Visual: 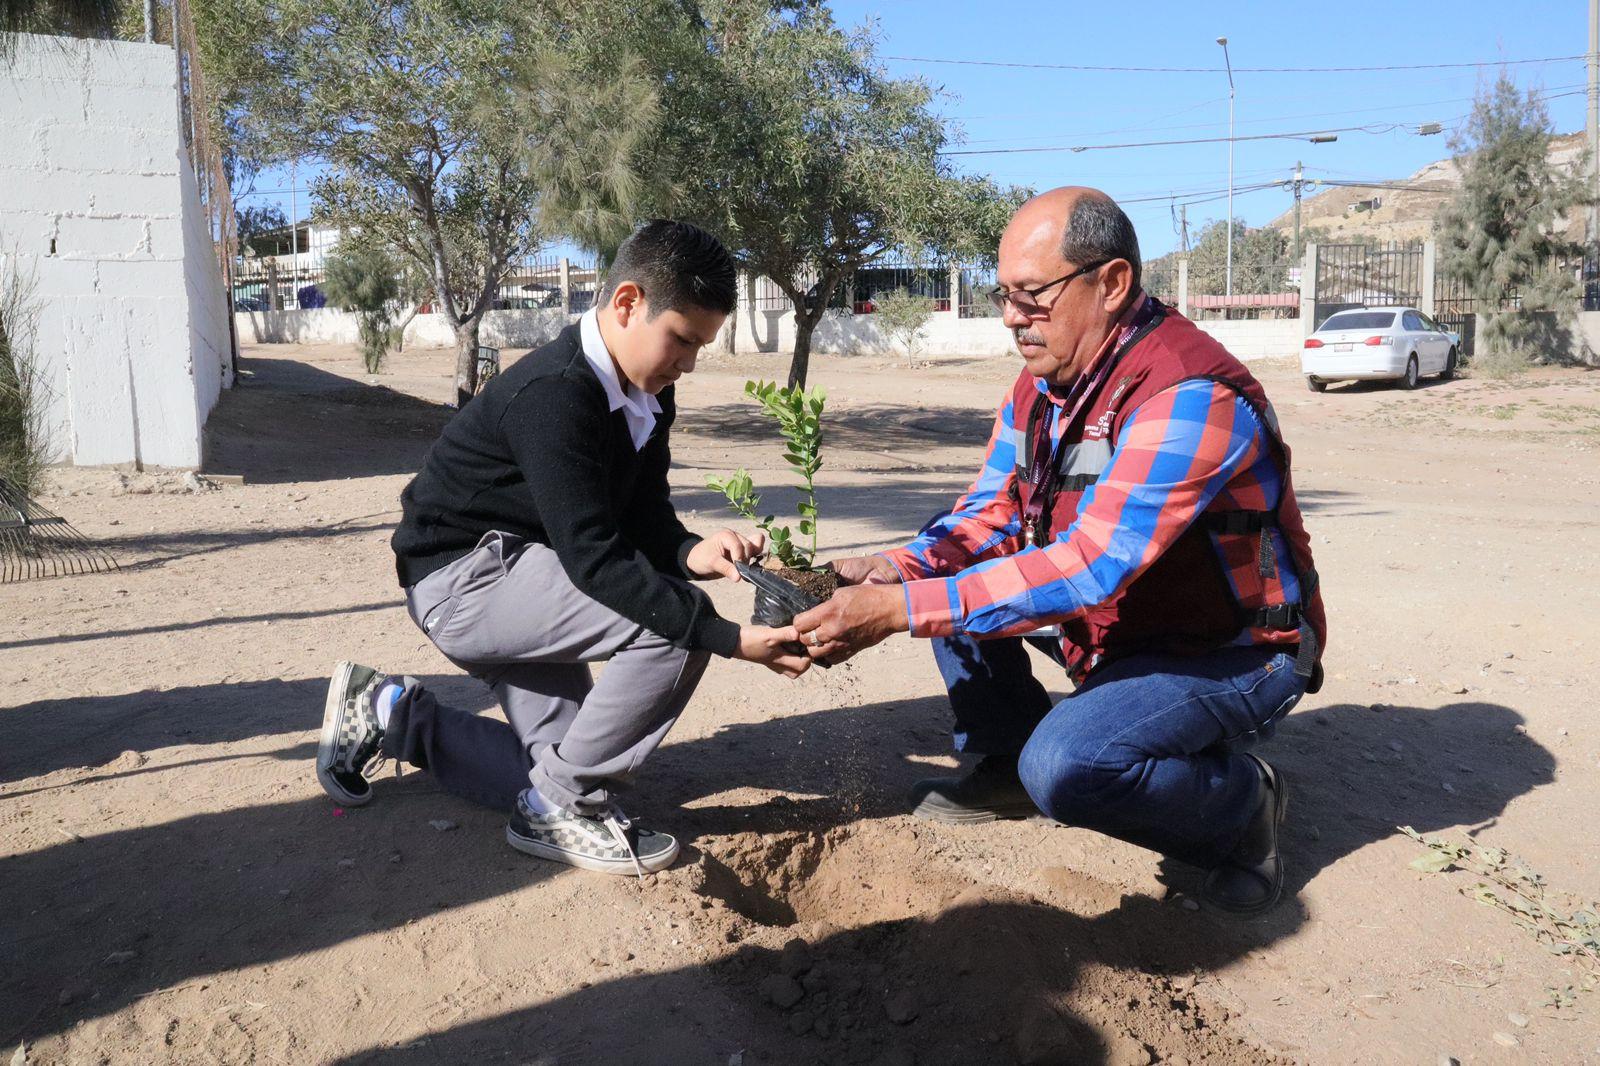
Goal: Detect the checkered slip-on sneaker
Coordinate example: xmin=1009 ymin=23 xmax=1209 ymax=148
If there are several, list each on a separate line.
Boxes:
xmin=316 ymin=661 xmax=390 ymax=807
xmin=506 ymin=791 xmax=679 ymax=878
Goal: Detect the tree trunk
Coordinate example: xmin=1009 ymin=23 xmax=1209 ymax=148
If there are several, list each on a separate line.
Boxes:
xmin=788 ymin=312 xmax=817 ymax=390
xmin=454 ymin=317 xmax=481 ymax=407
xmin=394 ymin=304 xmax=421 ymax=352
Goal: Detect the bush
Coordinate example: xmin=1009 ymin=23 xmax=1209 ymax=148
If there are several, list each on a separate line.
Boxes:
xmin=873 ymin=287 xmax=937 ymax=367
xmin=323 ymin=246 xmax=401 ymax=373
xmin=0 ymin=253 xmax=49 ymax=496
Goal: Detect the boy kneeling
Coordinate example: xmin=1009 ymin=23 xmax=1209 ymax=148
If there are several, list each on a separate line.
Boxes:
xmin=316 ymin=221 xmax=809 ymax=876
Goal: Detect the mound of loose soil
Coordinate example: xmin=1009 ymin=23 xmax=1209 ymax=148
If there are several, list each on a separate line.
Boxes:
xmin=657 ymin=824 xmax=1281 ymax=1066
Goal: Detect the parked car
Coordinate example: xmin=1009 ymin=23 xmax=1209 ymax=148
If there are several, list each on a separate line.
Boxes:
xmin=1301 ymin=306 xmax=1459 ymax=392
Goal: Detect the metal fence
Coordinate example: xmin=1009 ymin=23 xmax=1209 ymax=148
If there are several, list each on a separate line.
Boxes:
xmin=496 ymin=253 xmax=600 ymax=312
xmin=232 ymin=253 xmax=603 ymax=314
xmin=957 ymin=265 xmax=1000 ymax=318
xmin=747 ymin=262 xmax=954 ymax=315
xmin=232 ymin=263 xmax=328 ymax=311
xmin=1312 ymin=242 xmax=1425 ymax=327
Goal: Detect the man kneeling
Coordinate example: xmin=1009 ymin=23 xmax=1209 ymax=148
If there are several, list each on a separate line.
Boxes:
xmin=317 ymin=221 xmax=809 ymax=876
xmin=797 ymin=189 xmax=1327 ymax=916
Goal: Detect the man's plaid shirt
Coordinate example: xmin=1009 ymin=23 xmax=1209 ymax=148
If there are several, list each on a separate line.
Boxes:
xmin=879 ymin=372 xmax=1310 ymax=652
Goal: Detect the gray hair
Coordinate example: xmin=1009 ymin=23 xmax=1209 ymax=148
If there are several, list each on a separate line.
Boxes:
xmin=1059 ymin=196 xmax=1142 ymax=294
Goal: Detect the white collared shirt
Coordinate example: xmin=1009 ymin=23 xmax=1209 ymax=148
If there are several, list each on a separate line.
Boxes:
xmin=579 ymin=308 xmax=661 ymax=451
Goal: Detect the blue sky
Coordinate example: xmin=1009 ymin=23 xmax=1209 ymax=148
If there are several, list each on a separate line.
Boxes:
xmin=850 ymin=0 xmax=1592 ymax=257
xmin=244 ymin=0 xmax=1593 ymax=261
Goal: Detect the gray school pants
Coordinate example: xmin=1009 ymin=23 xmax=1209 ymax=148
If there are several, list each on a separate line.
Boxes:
xmin=380 ymin=532 xmax=712 ymax=813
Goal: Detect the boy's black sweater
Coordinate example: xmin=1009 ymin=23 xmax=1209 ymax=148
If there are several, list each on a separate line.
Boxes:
xmin=392 ymin=325 xmax=741 ymax=657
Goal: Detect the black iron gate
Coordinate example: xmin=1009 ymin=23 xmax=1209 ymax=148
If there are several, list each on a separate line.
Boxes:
xmin=1432 ymin=273 xmax=1478 ymax=357
xmin=1312 ymin=242 xmax=1425 ymax=328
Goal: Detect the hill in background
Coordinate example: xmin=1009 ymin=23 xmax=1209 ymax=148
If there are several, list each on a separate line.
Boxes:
xmin=1265 ymin=131 xmax=1587 ymax=246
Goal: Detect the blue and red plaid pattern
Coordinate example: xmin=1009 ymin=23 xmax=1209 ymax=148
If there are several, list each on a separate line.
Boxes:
xmin=880 ymin=378 xmax=1306 ymax=646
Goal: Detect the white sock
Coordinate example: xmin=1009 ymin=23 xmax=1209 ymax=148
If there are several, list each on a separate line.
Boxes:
xmin=374 ymin=679 xmax=401 ymax=730
xmin=520 ymin=785 xmax=558 ymax=815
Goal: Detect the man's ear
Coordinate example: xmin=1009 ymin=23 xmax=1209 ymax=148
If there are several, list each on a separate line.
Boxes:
xmin=610 ymin=280 xmax=643 ymax=326
xmin=1100 ymin=259 xmax=1135 ymax=312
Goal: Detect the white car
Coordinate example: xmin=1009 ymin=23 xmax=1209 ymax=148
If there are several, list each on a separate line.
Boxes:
xmin=1301 ymin=306 xmax=1459 ymax=392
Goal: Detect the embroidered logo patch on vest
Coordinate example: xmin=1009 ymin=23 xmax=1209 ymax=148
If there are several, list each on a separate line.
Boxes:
xmin=1086 ymin=376 xmax=1134 ymax=440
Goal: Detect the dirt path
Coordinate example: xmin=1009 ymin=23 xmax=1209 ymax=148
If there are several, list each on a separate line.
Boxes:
xmin=3 ymin=340 xmax=1597 ymax=1065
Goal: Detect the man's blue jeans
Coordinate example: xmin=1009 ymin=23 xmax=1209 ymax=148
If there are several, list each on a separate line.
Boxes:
xmin=931 ymin=635 xmax=1307 ymax=868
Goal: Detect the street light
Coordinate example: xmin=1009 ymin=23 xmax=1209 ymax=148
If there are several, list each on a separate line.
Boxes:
xmin=1217 ymin=36 xmax=1235 ymax=298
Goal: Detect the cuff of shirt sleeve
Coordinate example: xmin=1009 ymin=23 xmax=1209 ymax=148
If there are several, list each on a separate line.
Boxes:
xmin=692 ymin=613 xmax=742 ymax=657
xmin=902 ymin=576 xmax=964 ymax=639
xmin=878 ymin=547 xmax=928 ymax=582
xmin=675 ymin=534 xmax=704 ymax=580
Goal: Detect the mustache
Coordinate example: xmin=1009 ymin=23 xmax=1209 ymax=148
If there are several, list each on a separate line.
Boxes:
xmin=1013 ymin=328 xmax=1045 ymax=346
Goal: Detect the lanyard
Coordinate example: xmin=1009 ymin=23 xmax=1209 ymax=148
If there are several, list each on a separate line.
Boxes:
xmin=1021 ymin=296 xmax=1159 ymax=546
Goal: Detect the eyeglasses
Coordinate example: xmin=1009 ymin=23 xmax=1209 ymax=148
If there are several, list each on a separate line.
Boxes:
xmin=985 ymin=260 xmax=1110 ymax=315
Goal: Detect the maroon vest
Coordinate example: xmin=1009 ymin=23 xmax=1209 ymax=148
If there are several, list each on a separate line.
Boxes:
xmin=1011 ymin=301 xmax=1327 ymax=685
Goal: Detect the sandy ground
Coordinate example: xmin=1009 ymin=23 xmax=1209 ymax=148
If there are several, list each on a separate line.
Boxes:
xmin=3 ymin=336 xmax=1599 ymax=1066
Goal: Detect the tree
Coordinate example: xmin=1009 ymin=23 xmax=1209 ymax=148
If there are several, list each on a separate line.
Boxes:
xmin=2 ymin=0 xmax=116 ymax=40
xmin=230 ymin=0 xmax=656 ymax=405
xmin=235 ymin=204 xmax=287 ymax=257
xmin=323 ymin=243 xmax=401 ymax=373
xmin=1435 ymin=73 xmax=1586 ymax=373
xmin=1183 ymin=220 xmax=1290 ymax=297
xmin=872 ymin=287 xmax=935 ymax=367
xmin=652 ymin=0 xmax=1024 ymax=388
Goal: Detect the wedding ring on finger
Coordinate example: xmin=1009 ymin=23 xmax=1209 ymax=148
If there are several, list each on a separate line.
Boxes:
xmin=808 ymin=631 xmax=823 ymax=647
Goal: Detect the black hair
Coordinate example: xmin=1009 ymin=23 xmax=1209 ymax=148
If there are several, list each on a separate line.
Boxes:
xmin=1059 ymin=195 xmax=1142 ymax=294
xmin=600 ymin=219 xmax=738 ymax=317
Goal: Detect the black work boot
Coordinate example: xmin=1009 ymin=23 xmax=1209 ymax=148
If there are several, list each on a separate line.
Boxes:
xmin=1200 ymin=754 xmax=1287 ymax=917
xmin=909 ymin=755 xmax=1038 ymax=824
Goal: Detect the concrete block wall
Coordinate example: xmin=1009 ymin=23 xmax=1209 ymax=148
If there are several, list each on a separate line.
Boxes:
xmin=234 ymin=307 xmax=577 ymax=350
xmin=733 ymin=304 xmax=1296 ymax=362
xmin=1190 ymin=318 xmax=1304 ymax=362
xmin=0 ymin=34 xmax=231 ymax=469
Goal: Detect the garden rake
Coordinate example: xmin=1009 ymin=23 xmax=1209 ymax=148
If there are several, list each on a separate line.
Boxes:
xmin=0 ymin=476 xmax=118 ymax=582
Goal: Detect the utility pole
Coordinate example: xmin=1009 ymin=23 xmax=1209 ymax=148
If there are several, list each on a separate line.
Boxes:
xmin=1587 ymin=0 xmax=1598 ymax=308
xmin=290 ymin=160 xmax=300 ymax=311
xmin=1217 ymin=36 xmax=1236 ymax=298
xmin=1179 ymin=204 xmax=1190 ymax=255
xmin=1291 ymin=160 xmax=1305 ymax=260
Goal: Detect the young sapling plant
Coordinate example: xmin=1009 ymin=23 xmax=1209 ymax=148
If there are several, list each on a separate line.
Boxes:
xmin=707 ymin=380 xmax=838 ymax=614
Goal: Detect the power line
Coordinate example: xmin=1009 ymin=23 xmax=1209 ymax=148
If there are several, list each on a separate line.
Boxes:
xmin=885 ymin=53 xmax=1586 ymax=75
xmin=949 ymin=89 xmax=1589 ymax=158
xmin=945 ymin=122 xmax=1432 ymax=157
xmin=950 ymin=83 xmax=1588 ymax=146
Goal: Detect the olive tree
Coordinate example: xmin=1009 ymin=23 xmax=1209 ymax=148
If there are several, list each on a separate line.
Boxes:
xmin=655 ymin=0 xmax=1023 ymax=388
xmin=228 ymin=0 xmax=656 ymax=404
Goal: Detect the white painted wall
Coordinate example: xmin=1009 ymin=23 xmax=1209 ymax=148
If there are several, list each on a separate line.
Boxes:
xmin=234 ymin=307 xmax=578 ymax=350
xmin=0 ymin=34 xmax=231 ymax=469
xmin=733 ymin=303 xmax=1300 ymax=362
xmin=1190 ymin=318 xmax=1305 ymax=362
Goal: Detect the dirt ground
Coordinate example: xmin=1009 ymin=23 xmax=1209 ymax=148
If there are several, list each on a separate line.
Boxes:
xmin=3 ymin=336 xmax=1599 ymax=1065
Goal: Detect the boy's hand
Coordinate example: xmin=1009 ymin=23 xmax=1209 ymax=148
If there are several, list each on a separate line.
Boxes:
xmin=736 ymin=625 xmax=812 ymax=678
xmin=826 ymin=555 xmax=902 ymax=586
xmin=687 ymin=528 xmax=768 ymax=580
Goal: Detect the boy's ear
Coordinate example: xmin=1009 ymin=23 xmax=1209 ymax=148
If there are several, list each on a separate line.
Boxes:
xmin=610 ymin=280 xmax=643 ymax=326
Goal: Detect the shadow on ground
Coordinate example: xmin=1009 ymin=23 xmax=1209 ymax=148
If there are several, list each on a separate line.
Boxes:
xmin=1 ymin=683 xmax=1553 ymax=1060
xmin=323 ymin=697 xmax=1554 ymax=1065
xmin=204 ymin=357 xmax=453 ymax=485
